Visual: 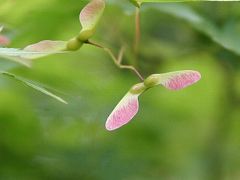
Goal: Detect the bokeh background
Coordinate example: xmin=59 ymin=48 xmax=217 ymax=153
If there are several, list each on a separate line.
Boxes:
xmin=1 ymin=0 xmax=240 ymax=179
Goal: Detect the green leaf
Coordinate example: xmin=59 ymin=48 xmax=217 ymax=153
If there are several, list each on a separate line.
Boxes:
xmin=147 ymin=3 xmax=240 ymax=56
xmin=0 ymin=71 xmax=67 ymax=104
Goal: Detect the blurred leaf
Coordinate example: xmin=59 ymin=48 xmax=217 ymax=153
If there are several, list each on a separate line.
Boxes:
xmin=0 ymin=71 xmax=67 ymax=104
xmin=129 ymin=0 xmax=230 ymax=7
xmin=147 ymin=4 xmax=240 ymax=55
xmin=0 ymin=35 xmax=10 ymax=46
xmin=141 ymin=0 xmax=228 ymax=2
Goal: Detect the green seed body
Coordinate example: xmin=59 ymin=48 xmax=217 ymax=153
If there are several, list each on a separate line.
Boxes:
xmin=130 ymin=83 xmax=146 ymax=94
xmin=144 ymin=74 xmax=160 ymax=88
xmin=66 ymin=38 xmax=83 ymax=51
xmin=78 ymin=29 xmax=95 ymax=42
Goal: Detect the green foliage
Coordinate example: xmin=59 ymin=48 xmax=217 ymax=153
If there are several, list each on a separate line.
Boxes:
xmin=129 ymin=0 xmax=231 ymax=7
xmin=146 ymin=3 xmax=240 ymax=55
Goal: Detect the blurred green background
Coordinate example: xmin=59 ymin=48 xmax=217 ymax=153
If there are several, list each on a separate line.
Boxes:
xmin=1 ymin=0 xmax=240 ymax=179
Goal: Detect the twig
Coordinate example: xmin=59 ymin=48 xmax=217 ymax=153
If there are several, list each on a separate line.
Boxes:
xmin=134 ymin=7 xmax=141 ymax=55
xmin=117 ymin=46 xmax=125 ymax=64
xmin=86 ymin=40 xmax=144 ymax=81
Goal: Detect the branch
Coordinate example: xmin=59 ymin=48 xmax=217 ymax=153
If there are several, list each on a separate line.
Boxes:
xmin=86 ymin=40 xmax=144 ymax=81
xmin=134 ymin=7 xmax=141 ymax=56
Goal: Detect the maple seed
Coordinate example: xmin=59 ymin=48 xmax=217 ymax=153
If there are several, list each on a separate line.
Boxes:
xmin=105 ymin=70 xmax=201 ymax=131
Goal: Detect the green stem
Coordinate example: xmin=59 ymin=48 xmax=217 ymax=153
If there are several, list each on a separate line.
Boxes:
xmin=86 ymin=40 xmax=144 ymax=81
xmin=134 ymin=7 xmax=141 ymax=56
xmin=117 ymin=46 xmax=125 ymax=64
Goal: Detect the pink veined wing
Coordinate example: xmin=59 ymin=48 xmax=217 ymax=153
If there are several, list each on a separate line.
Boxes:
xmin=106 ymin=92 xmax=139 ymax=131
xmin=22 ymin=40 xmax=67 ymax=59
xmin=24 ymin=40 xmax=66 ymax=52
xmin=79 ymin=0 xmax=105 ymax=31
xmin=158 ymin=70 xmax=201 ymax=90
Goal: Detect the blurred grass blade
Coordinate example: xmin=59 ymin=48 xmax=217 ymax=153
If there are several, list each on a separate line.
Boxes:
xmin=148 ymin=4 xmax=240 ymax=55
xmin=0 ymin=71 xmax=67 ymax=104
